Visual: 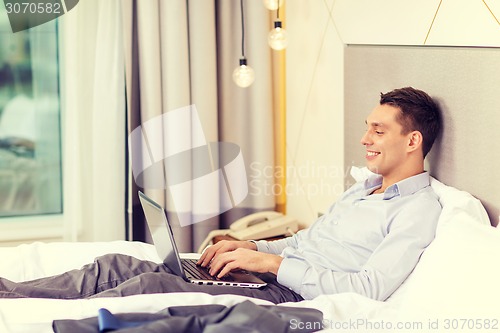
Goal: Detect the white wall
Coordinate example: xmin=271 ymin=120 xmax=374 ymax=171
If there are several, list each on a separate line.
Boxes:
xmin=286 ymin=0 xmax=344 ymax=225
xmin=286 ymin=0 xmax=500 ymax=226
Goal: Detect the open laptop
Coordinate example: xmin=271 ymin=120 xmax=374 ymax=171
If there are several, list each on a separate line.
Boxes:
xmin=138 ymin=191 xmax=267 ymax=288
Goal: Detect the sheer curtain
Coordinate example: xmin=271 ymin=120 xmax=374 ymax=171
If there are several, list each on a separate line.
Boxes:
xmin=59 ymin=0 xmax=126 ymax=241
xmin=123 ymin=0 xmax=277 ymax=252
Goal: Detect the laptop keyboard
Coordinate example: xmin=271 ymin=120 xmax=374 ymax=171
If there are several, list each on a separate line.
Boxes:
xmin=181 ymin=259 xmax=218 ymax=281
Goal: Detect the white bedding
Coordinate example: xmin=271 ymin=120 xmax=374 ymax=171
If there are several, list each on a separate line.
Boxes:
xmin=0 ymin=240 xmax=395 ymax=333
xmin=0 ymin=177 xmax=499 ymax=332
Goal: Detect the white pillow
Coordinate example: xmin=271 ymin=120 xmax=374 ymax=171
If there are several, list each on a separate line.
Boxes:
xmin=350 ymin=167 xmax=494 ymax=306
xmin=398 ymin=212 xmax=500 ymax=319
xmin=429 ymin=177 xmax=491 ymax=231
xmin=349 ymin=166 xmax=491 ymax=229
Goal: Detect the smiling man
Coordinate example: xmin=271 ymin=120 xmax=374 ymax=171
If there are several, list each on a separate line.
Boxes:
xmin=362 ymin=89 xmax=440 ymax=193
xmin=200 ymin=86 xmax=443 ymax=301
xmin=0 ymin=87 xmax=442 ymax=304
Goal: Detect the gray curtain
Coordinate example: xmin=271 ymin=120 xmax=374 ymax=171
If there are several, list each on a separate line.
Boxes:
xmin=123 ymin=0 xmax=276 ymax=252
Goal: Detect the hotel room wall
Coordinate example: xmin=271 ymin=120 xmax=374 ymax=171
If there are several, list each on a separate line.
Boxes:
xmin=285 ymin=0 xmax=344 ymax=226
xmin=8 ymin=1 xmax=497 ymax=243
xmin=285 ymin=0 xmax=500 ymax=226
xmin=344 ymin=45 xmax=500 ymax=226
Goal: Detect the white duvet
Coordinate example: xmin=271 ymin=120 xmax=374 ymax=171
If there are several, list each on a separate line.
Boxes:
xmin=0 ymin=176 xmax=499 ymax=332
xmin=0 ymin=240 xmax=396 ymax=333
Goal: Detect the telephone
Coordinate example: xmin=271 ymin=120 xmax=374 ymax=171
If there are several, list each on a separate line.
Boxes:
xmin=196 ymin=211 xmax=299 ymax=253
xmin=227 ymin=211 xmax=298 ymax=241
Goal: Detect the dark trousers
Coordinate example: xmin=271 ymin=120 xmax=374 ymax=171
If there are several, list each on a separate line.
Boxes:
xmin=0 ymin=254 xmax=303 ymax=304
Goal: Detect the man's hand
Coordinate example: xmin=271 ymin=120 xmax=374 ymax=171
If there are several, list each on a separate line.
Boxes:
xmin=208 ymin=248 xmax=283 ymax=278
xmin=197 ymin=240 xmax=256 ymax=268
xmin=196 ymin=240 xmax=283 ymax=278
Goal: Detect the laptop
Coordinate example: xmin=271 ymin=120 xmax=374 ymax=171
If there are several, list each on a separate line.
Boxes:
xmin=138 ymin=191 xmax=267 ymax=288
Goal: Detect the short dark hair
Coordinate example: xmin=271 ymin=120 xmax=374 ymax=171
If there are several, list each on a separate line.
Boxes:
xmin=380 ymin=87 xmax=441 ymax=157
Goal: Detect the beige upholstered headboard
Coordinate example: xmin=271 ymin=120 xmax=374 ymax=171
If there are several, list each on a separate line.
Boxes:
xmin=344 ymin=45 xmax=500 ymax=226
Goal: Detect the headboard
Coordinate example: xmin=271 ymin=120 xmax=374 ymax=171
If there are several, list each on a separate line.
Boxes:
xmin=344 ymin=45 xmax=500 ymax=226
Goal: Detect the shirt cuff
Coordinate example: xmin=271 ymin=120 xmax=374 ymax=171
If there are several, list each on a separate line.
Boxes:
xmin=276 ymin=257 xmax=309 ymax=293
xmin=251 ymin=240 xmax=269 ymax=253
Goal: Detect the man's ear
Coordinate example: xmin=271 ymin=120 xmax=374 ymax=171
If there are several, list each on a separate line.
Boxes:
xmin=407 ymin=131 xmax=423 ymax=152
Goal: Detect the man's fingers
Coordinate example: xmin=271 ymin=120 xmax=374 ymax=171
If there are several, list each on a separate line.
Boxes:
xmin=197 ymin=241 xmax=251 ymax=268
xmin=208 ymin=251 xmax=237 ymax=276
xmin=217 ymin=261 xmax=238 ymax=278
xmin=197 ymin=250 xmax=208 ymax=265
xmin=197 ymin=248 xmax=211 ymax=266
xmin=209 ymin=249 xmax=251 ymax=277
xmin=197 ymin=242 xmax=225 ymax=266
xmin=211 ymin=256 xmax=239 ymax=278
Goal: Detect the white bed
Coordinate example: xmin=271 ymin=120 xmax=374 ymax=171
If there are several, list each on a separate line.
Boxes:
xmin=1 ymin=175 xmax=499 ymax=333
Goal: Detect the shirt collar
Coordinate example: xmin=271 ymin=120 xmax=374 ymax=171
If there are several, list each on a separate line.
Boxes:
xmin=363 ymin=172 xmax=431 ymax=200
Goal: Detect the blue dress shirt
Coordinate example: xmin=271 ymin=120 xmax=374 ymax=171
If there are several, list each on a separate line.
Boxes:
xmin=254 ymin=172 xmax=441 ymax=301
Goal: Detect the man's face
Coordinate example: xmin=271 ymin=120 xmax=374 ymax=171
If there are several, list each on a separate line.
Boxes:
xmin=360 ymin=104 xmax=410 ymax=178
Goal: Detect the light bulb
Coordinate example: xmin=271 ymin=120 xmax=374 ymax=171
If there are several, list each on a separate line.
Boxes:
xmin=232 ymin=59 xmax=255 ymax=88
xmin=263 ymin=0 xmax=284 ymax=10
xmin=268 ymin=21 xmax=288 ymax=50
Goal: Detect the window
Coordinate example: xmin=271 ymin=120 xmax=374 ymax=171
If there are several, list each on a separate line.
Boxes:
xmin=0 ymin=7 xmax=62 ymax=218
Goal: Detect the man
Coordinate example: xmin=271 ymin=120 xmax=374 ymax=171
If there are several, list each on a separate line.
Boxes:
xmin=0 ymin=87 xmax=441 ymax=303
xmin=199 ymin=86 xmax=442 ymax=301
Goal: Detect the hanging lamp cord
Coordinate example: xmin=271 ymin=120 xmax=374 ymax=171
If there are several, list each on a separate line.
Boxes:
xmin=240 ymin=0 xmax=245 ymax=58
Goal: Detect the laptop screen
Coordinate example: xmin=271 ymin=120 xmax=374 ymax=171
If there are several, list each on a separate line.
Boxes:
xmin=138 ymin=191 xmax=184 ymax=278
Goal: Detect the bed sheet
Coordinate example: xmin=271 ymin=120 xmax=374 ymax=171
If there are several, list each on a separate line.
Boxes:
xmin=1 ymin=204 xmax=499 ymax=332
xmin=0 ymin=240 xmax=397 ymax=333
xmin=0 ymin=240 xmax=162 ymax=283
